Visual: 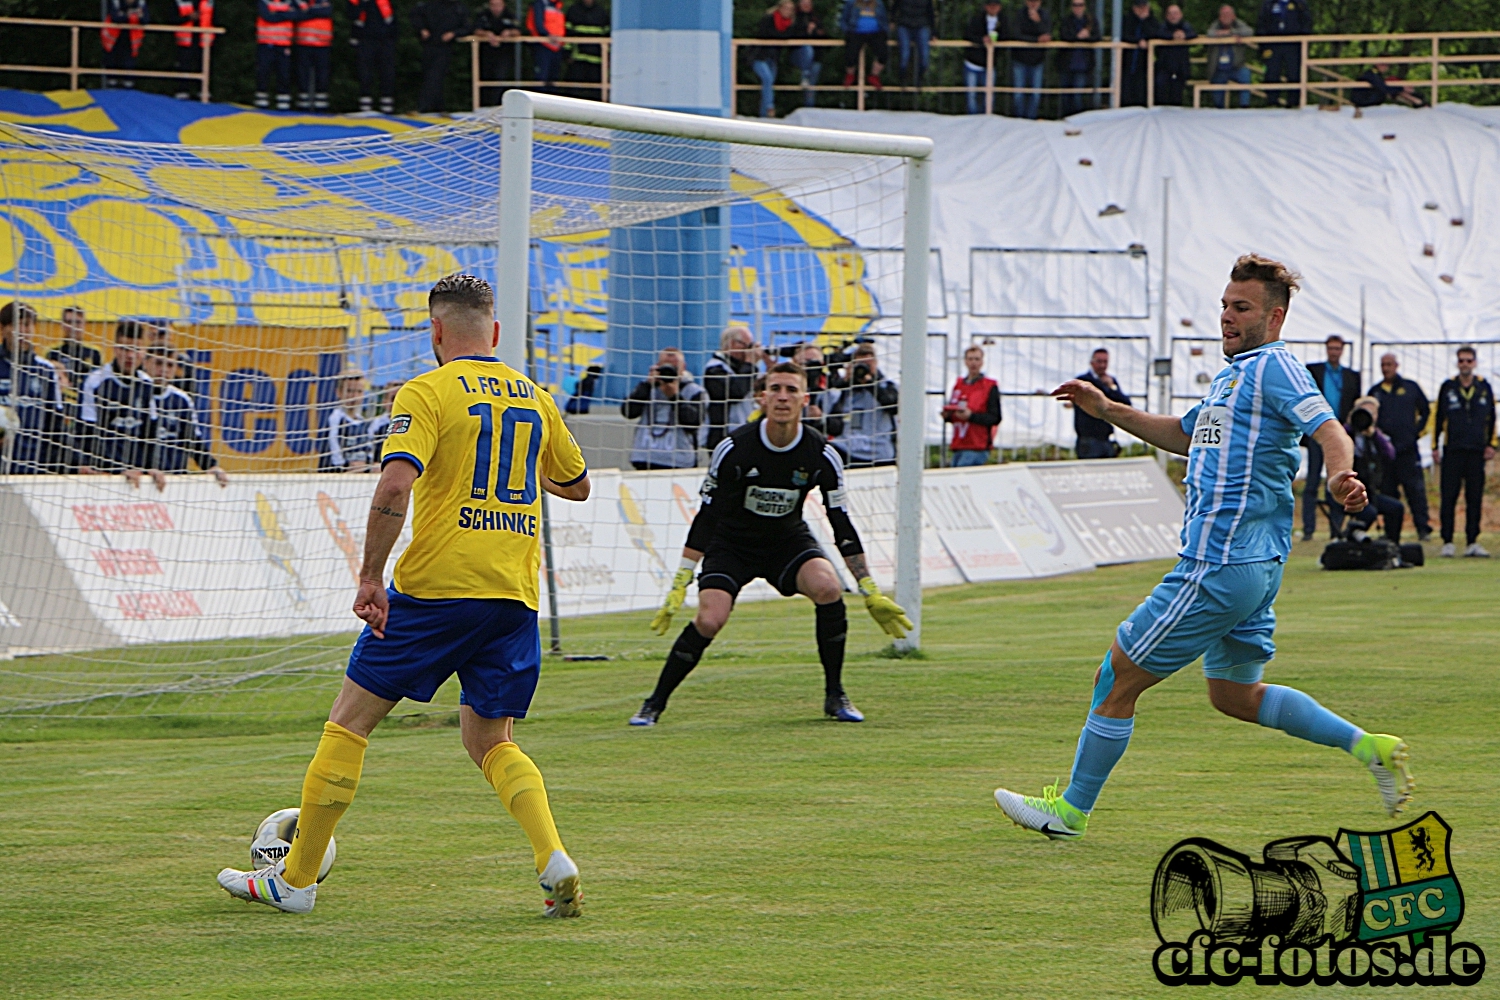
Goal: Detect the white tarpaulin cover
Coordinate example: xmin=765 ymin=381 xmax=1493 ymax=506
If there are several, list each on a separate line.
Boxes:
xmin=789 ymin=103 xmax=1500 ymax=445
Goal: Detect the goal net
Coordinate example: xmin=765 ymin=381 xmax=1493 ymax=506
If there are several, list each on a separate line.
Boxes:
xmin=0 ymin=93 xmax=931 ymax=717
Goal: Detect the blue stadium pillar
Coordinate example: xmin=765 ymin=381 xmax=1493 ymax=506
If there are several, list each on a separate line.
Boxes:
xmin=603 ymin=0 xmax=734 ymax=401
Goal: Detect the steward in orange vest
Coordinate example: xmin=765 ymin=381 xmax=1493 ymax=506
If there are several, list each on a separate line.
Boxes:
xmin=173 ymin=0 xmax=214 ymax=99
xmin=527 ymin=0 xmax=566 ymax=89
xmin=294 ymin=0 xmax=335 ymax=111
xmin=349 ymin=0 xmax=398 ymax=113
xmin=102 ymin=0 xmax=148 ymax=89
xmin=256 ymin=0 xmax=296 ymax=109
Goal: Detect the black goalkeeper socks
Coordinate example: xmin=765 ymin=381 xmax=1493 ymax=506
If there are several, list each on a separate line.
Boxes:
xmin=649 ymin=622 xmax=714 ymax=706
xmin=815 ymin=600 xmax=848 ymax=698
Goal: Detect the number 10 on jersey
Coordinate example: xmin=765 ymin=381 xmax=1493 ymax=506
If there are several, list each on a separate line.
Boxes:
xmin=468 ymin=403 xmax=542 ymax=505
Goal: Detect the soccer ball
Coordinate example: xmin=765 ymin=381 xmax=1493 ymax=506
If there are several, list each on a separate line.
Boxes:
xmin=249 ymin=807 xmax=337 ymax=883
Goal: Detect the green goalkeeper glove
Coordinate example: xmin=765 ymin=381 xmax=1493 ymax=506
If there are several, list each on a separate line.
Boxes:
xmin=651 ymin=563 xmax=696 ymax=635
xmin=858 ymin=576 xmax=913 ymax=639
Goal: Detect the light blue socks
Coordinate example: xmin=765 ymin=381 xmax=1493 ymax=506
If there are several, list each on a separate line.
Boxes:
xmin=1257 ymin=683 xmax=1361 ymax=751
xmin=1062 ymin=712 xmax=1135 ymax=814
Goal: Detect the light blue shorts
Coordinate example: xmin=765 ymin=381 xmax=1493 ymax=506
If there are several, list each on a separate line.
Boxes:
xmin=1115 ymin=558 xmax=1282 ymax=682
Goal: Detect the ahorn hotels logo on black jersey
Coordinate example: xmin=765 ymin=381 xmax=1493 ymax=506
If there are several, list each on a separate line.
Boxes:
xmin=1150 ymin=812 xmax=1485 ymax=986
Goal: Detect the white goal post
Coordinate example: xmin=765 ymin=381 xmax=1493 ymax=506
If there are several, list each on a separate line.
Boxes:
xmin=496 ymin=91 xmax=935 ymax=649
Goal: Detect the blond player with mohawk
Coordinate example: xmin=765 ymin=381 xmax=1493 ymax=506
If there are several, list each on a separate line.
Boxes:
xmin=217 ymin=274 xmax=591 ymax=916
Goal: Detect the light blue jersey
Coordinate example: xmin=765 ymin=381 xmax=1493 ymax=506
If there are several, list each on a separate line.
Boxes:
xmin=1178 ymin=340 xmax=1335 ymax=565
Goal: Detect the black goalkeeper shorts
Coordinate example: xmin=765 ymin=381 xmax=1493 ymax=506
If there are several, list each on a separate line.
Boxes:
xmin=698 ymin=526 xmax=828 ymax=599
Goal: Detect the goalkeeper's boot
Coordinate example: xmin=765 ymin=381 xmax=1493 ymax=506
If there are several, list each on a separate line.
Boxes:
xmin=539 ymin=849 xmax=583 ymax=918
xmin=1352 ymin=733 xmax=1415 ymax=817
xmin=824 ymin=693 xmax=865 ymax=722
xmin=628 ymin=699 xmax=662 ymax=727
xmin=993 ymin=782 xmax=1088 ymax=841
xmin=217 ymin=861 xmax=316 ymax=914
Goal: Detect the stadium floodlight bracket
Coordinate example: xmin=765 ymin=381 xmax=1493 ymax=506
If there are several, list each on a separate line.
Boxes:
xmin=497 ymin=90 xmax=934 ymax=648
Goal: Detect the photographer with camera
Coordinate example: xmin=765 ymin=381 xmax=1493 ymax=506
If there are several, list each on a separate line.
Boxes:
xmin=1339 ymin=396 xmax=1405 ymax=543
xmin=791 ymin=342 xmax=843 ymax=439
xmin=623 ymin=348 xmax=705 ymax=470
xmin=829 ymin=341 xmax=899 ymax=467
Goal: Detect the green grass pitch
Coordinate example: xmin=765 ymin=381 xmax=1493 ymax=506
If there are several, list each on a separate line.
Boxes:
xmin=2 ymin=551 xmax=1496 ymax=999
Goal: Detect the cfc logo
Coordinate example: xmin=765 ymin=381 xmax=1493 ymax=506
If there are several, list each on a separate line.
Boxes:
xmin=1150 ymin=812 xmax=1485 ymax=987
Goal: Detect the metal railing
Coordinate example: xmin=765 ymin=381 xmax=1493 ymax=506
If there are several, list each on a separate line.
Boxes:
xmin=464 ymin=35 xmax=610 ymax=109
xmin=1142 ymin=31 xmax=1500 ymax=108
xmin=730 ymin=37 xmax=1124 ymax=113
xmin=0 ymin=17 xmax=223 ymax=102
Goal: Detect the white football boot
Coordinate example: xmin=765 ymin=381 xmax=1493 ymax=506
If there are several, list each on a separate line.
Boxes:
xmin=217 ymin=861 xmax=316 ymax=914
xmin=538 ymin=849 xmax=583 ymax=918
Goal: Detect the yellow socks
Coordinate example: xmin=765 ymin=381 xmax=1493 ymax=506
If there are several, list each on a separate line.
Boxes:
xmin=283 ymin=721 xmax=368 ymax=889
xmin=481 ymin=741 xmax=564 ymax=872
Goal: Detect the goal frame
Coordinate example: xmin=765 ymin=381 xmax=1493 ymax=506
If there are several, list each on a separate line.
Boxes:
xmin=497 ymin=90 xmax=934 ymax=649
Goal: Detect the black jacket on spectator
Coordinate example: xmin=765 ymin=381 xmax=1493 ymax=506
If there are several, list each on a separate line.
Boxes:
xmin=1010 ymin=5 xmax=1053 ymax=66
xmin=963 ymin=8 xmax=1006 ymax=68
xmin=80 ymin=361 xmax=155 ymax=472
xmin=474 ymin=5 xmax=521 ymax=81
xmin=751 ymin=9 xmax=801 ymax=64
xmin=150 ymin=383 xmax=216 ymax=473
xmin=1434 ymin=377 xmax=1496 ymax=452
xmin=1350 ymin=69 xmax=1412 ymax=108
xmin=1155 ymin=16 xmax=1198 ymax=78
xmin=0 ymin=344 xmax=67 ymax=473
xmin=349 ymin=0 xmax=399 ymax=40
xmin=890 ymin=0 xmax=935 ymax=28
xmin=702 ymin=352 xmax=757 ymax=448
xmin=1305 ymin=361 xmax=1361 ymax=421
xmin=1370 ymin=376 xmax=1429 ymax=454
xmin=1256 ymin=0 xmax=1312 ymax=37
xmin=1122 ymin=9 xmax=1161 ymax=76
xmin=1075 ymin=370 xmax=1131 ymax=440
xmin=46 ymin=340 xmax=101 ymax=392
xmin=1058 ymin=11 xmax=1098 ymax=72
xmin=411 ymin=0 xmax=470 ymax=43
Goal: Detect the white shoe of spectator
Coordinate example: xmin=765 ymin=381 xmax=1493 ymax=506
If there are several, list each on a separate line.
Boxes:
xmin=1464 ymin=542 xmax=1490 ymax=558
xmin=1440 ymin=543 xmax=1456 ymax=557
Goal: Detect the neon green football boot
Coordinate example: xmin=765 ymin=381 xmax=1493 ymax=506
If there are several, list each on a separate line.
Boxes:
xmin=993 ymin=781 xmax=1089 ymax=840
xmin=1351 ymin=733 xmax=1414 ymax=817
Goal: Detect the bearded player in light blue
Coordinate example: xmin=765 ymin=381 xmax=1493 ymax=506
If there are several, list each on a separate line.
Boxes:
xmin=994 ymin=254 xmax=1415 ymax=840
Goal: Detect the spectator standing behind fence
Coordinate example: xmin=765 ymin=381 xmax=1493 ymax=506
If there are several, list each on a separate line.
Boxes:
xmin=1120 ymin=0 xmax=1160 ymax=107
xmin=831 ymin=342 xmax=898 ymax=467
xmin=1256 ymin=0 xmax=1312 ymax=108
xmin=1205 ymin=4 xmax=1253 ymax=107
xmin=474 ymin=0 xmax=522 ymax=105
xmin=173 ymin=0 xmax=214 ymax=100
xmin=793 ymin=343 xmax=843 ymax=438
xmin=891 ymin=0 xmax=935 ymax=91
xmin=350 ymin=0 xmax=399 ymax=113
xmin=963 ymin=0 xmax=1004 ymax=114
xmin=143 ymin=347 xmax=227 ymax=486
xmin=294 ymin=0 xmax=335 ymax=112
xmin=1154 ymin=5 xmax=1196 ymax=106
xmin=1434 ymin=346 xmax=1495 ymax=558
xmin=528 ymin=0 xmax=567 ymax=90
xmin=703 ymin=325 xmax=763 ymax=449
xmin=1302 ymin=334 xmax=1360 ymax=540
xmin=840 ymin=0 xmax=888 ymax=91
xmin=46 ymin=306 xmax=99 ymax=471
xmin=791 ymin=0 xmax=826 ymax=107
xmin=624 ymin=358 xmax=704 ymax=470
xmin=1074 ymin=347 xmax=1130 ymax=457
xmin=322 ymin=373 xmax=375 ymax=471
xmin=565 ymin=0 xmax=609 ymax=99
xmin=255 ymin=0 xmax=296 ymax=110
xmin=943 ymin=345 xmax=1001 ymax=466
xmin=78 ymin=321 xmax=157 ymax=485
xmin=1010 ymin=0 xmax=1053 ymax=120
xmin=1058 ymin=0 xmax=1098 ymax=115
xmin=752 ymin=1 xmax=801 ymax=118
xmin=0 ymin=303 xmax=68 ymax=476
xmin=412 ymin=0 xmax=471 ymax=112
xmin=1370 ymin=354 xmax=1431 ymax=540
xmin=102 ymin=0 xmax=148 ymax=90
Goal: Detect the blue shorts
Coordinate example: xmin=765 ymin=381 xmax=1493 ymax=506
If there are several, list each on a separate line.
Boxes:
xmin=1115 ymin=558 xmax=1282 ymax=682
xmin=346 ymin=588 xmax=541 ymax=719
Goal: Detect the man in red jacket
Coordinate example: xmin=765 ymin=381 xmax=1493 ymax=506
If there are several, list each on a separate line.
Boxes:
xmin=942 ymin=344 xmax=1001 ymax=466
xmin=173 ymin=0 xmax=214 ymax=100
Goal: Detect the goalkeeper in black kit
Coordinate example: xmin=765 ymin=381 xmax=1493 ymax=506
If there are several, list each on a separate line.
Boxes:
xmin=630 ymin=361 xmax=912 ymax=727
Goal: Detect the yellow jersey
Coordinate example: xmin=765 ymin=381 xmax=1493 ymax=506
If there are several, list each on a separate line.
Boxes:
xmin=380 ymin=356 xmax=586 ymax=607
